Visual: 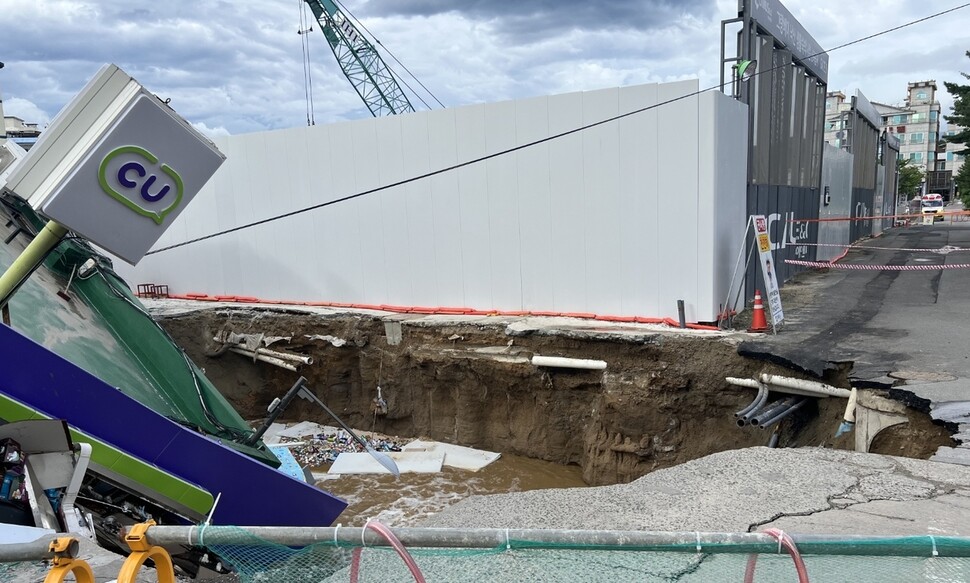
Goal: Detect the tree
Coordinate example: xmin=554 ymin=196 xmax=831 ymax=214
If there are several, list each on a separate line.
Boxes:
xmin=954 ymin=158 xmax=970 ymax=206
xmin=897 ymin=158 xmax=924 ymax=197
xmin=944 ymin=50 xmax=970 ymax=203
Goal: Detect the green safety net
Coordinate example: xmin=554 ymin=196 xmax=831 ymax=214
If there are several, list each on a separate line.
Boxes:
xmin=201 ymin=527 xmax=970 ymax=582
xmin=0 ymin=199 xmax=277 ymax=466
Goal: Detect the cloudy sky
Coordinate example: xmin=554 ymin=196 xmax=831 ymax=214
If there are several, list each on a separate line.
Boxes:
xmin=2 ymin=0 xmax=968 ymax=137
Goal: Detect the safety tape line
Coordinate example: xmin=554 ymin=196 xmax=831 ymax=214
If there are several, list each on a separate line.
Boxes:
xmin=783 ymin=211 xmax=970 ymax=223
xmin=798 ymin=243 xmax=968 ymax=253
xmin=785 ymin=259 xmax=970 ymax=270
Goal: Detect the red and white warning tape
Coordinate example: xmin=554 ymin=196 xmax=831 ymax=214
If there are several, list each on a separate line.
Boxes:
xmin=785 ymin=259 xmax=970 ymax=270
xmin=798 ymin=243 xmax=968 ymax=253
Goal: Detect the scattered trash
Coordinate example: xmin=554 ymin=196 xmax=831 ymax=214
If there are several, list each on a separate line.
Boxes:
xmin=305 ymin=334 xmax=347 ymax=347
xmin=279 ymin=430 xmax=406 ymax=467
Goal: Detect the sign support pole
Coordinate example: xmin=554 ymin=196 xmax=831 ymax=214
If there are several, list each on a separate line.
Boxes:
xmin=0 ymin=219 xmax=68 ymax=310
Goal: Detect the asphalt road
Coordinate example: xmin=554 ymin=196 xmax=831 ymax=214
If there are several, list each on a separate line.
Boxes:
xmin=740 ymin=204 xmax=970 ymax=460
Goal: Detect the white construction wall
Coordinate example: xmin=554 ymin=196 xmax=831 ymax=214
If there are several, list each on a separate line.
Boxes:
xmin=118 ymin=81 xmax=749 ymax=322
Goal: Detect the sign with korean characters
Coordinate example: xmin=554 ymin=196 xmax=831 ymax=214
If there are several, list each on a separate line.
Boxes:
xmin=752 ymin=215 xmax=784 ymax=328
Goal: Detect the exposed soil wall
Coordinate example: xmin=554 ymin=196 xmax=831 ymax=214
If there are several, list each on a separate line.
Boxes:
xmin=159 ymin=308 xmax=954 ymax=486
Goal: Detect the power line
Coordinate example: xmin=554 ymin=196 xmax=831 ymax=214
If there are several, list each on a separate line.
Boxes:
xmin=146 ymin=3 xmax=969 ymax=256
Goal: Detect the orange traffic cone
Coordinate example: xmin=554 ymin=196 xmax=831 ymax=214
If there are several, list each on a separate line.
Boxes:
xmin=747 ymin=290 xmax=770 ymax=333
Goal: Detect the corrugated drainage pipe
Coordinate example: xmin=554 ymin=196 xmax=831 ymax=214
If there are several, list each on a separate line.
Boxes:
xmin=748 ymin=397 xmax=798 ymax=427
xmin=758 ymin=398 xmax=807 ymax=429
xmin=735 ymin=383 xmax=769 ymax=421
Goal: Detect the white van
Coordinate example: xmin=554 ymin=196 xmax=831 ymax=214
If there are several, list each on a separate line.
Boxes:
xmin=921 ymin=194 xmax=944 ymax=222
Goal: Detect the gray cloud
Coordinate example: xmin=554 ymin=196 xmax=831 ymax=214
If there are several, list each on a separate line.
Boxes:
xmin=0 ymin=0 xmax=967 ymax=136
xmin=357 ymin=0 xmax=716 ymax=42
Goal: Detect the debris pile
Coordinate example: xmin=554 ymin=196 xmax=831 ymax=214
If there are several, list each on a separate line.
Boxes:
xmin=278 ymin=430 xmax=406 ymax=467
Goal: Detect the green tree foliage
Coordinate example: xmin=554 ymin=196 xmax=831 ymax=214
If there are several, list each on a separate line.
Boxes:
xmin=954 ymin=157 xmax=970 ymax=206
xmin=944 ymin=50 xmax=970 ymax=203
xmin=897 ymin=159 xmax=924 ymax=197
xmin=943 ymin=51 xmax=970 ymax=154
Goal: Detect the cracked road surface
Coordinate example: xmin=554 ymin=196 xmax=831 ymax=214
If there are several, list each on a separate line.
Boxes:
xmin=425 ymin=448 xmax=970 ymax=536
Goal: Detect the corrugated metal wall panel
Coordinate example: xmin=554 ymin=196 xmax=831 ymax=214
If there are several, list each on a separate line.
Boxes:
xmin=118 ymin=82 xmax=749 ymax=322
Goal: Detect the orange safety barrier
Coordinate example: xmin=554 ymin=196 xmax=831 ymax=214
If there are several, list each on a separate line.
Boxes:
xmin=436 ymin=307 xmax=474 ymax=314
xmin=594 ymin=314 xmax=638 ymax=323
xmin=164 ymin=294 xmax=722 ymax=329
xmin=562 ymin=312 xmax=597 ymax=319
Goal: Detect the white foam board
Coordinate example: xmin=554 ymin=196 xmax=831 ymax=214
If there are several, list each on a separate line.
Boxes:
xmin=401 ymin=440 xmax=501 ymax=471
xmin=275 ymin=421 xmax=339 ymax=439
xmin=328 ymin=452 xmax=445 ymax=475
xmin=259 ymin=422 xmax=288 ymax=445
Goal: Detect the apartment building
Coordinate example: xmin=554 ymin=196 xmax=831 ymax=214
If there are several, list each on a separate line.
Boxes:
xmin=872 ymin=81 xmax=941 ymax=173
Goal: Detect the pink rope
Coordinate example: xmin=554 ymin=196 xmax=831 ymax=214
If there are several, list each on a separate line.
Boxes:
xmin=743 ymin=528 xmax=810 ymax=583
xmin=358 ymin=520 xmax=426 ymax=583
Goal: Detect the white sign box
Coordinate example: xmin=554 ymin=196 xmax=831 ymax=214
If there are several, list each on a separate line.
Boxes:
xmin=2 ymin=64 xmax=224 ymax=264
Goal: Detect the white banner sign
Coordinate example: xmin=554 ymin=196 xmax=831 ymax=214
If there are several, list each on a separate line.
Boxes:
xmin=752 ymin=215 xmax=784 ymax=327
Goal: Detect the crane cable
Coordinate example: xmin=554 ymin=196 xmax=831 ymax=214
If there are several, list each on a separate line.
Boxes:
xmin=333 ymin=0 xmax=444 ymax=110
xmin=298 ymin=0 xmax=316 ymax=125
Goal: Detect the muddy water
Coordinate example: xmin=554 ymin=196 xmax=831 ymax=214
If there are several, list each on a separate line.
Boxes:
xmin=314 ymin=453 xmax=587 ymax=527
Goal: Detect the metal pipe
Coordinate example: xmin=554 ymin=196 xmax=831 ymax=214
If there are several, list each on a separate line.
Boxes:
xmin=142 ymin=525 xmax=970 ymax=557
xmin=759 ymin=374 xmax=851 ymax=398
xmin=0 ymin=535 xmax=66 ymax=562
xmin=0 ymin=220 xmax=68 ymax=309
xmin=758 ymin=398 xmax=807 ymax=429
xmin=734 ymin=383 xmax=768 ymax=419
xmin=245 ymin=377 xmax=309 ymax=446
xmin=748 ymin=397 xmax=797 ymax=427
xmin=216 ymin=338 xmax=313 ymax=365
xmin=531 ymin=355 xmax=607 ymax=370
xmin=229 ymin=347 xmax=298 ymax=371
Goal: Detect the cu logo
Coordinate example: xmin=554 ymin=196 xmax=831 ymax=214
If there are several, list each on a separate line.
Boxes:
xmin=98 ymin=146 xmax=184 ymax=224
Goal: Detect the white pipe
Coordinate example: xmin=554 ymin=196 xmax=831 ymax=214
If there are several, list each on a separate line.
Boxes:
xmin=229 ymin=347 xmax=299 ymax=371
xmin=843 ymin=387 xmax=858 ymax=423
xmin=531 ymin=355 xmax=607 ymax=370
xmin=759 ymin=374 xmax=851 ymax=398
xmin=726 ymin=377 xmax=761 ymax=389
xmin=214 ymin=337 xmax=313 ymax=365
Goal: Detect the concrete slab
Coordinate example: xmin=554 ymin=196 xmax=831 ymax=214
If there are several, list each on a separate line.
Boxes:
xmin=274 ymin=421 xmax=339 ymax=439
xmin=258 ymin=422 xmax=287 ymax=445
xmin=402 ymin=439 xmax=501 ymax=471
xmin=329 ymin=451 xmax=445 ymax=475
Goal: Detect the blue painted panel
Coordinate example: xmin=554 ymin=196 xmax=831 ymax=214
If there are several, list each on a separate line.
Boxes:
xmin=0 ymin=324 xmax=347 ymax=527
